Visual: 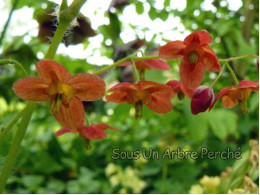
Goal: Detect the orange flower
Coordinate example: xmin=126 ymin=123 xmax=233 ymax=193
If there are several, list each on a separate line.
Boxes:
xmin=106 ymin=81 xmax=173 ymax=118
xmin=120 ymin=59 xmax=170 ymax=71
xmin=159 ymin=30 xmax=220 ymax=88
xmin=55 ymin=123 xmax=118 ymax=140
xmin=13 ymin=59 xmax=105 ymax=130
xmin=166 ymin=80 xmax=195 ymax=100
xmin=211 ymin=80 xmax=259 ymax=112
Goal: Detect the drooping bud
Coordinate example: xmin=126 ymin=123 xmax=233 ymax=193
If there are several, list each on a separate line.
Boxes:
xmin=191 ymin=86 xmax=214 ymax=115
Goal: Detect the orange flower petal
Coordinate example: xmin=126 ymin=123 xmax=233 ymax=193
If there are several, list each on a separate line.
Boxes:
xmin=159 ymin=41 xmax=185 ymax=60
xmin=106 ymin=92 xmax=128 ymax=103
xmin=145 ymin=92 xmax=173 ymax=114
xmin=66 ymin=73 xmax=105 ymax=101
xmin=202 ymin=45 xmax=221 ymax=72
xmin=94 ymin=123 xmax=119 ymax=131
xmin=184 ymin=30 xmax=212 ymax=45
xmin=13 ymin=78 xmax=49 ymax=102
xmin=107 ymin=82 xmax=133 ymax=92
xmin=181 ymin=84 xmax=196 ymax=98
xmin=166 ymin=80 xmax=182 ymax=98
xmin=79 ymin=123 xmax=118 ymax=140
xmin=238 ymin=80 xmax=259 ymax=92
xmin=166 ymin=80 xmax=195 ymax=98
xmin=108 ymin=82 xmax=138 ymax=96
xmin=119 ymin=61 xmax=133 ymax=67
xmin=119 ymin=60 xmax=170 ymax=71
xmin=222 ymin=96 xmax=238 ymax=108
xmin=55 ymin=128 xmax=71 ymax=136
xmin=180 ymin=60 xmax=205 ymax=88
xmin=142 ymin=59 xmax=170 ymax=70
xmin=106 ymin=82 xmax=138 ymax=104
xmin=210 ymin=87 xmax=233 ymax=109
xmin=36 ymin=59 xmax=71 ymax=83
xmin=54 ymin=97 xmax=85 ymax=130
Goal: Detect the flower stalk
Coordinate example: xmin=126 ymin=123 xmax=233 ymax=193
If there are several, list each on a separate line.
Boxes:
xmin=0 ymin=102 xmax=35 ymax=193
xmin=225 ymin=62 xmax=239 ymax=85
xmin=0 ymin=0 xmax=88 ymax=192
xmin=0 ymin=109 xmax=24 ymax=141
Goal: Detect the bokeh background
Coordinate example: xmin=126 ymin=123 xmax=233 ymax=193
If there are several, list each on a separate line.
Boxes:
xmin=0 ymin=0 xmax=259 ymax=193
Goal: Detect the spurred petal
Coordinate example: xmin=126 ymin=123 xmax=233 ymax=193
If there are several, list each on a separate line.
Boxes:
xmin=106 ymin=92 xmax=128 ymax=103
xmin=94 ymin=123 xmax=119 ymax=131
xmin=79 ymin=123 xmax=118 ymax=140
xmin=66 ymin=73 xmax=105 ymax=101
xmin=184 ymin=30 xmax=212 ymax=45
xmin=55 ymin=128 xmax=71 ymax=136
xmin=142 ymin=59 xmax=170 ymax=70
xmin=106 ymin=82 xmax=138 ymax=104
xmin=182 ymin=84 xmax=196 ymax=98
xmin=237 ymin=80 xmax=259 ymax=91
xmin=119 ymin=61 xmax=133 ymax=67
xmin=166 ymin=80 xmax=182 ymax=98
xmin=139 ymin=81 xmax=173 ymax=96
xmin=159 ymin=41 xmax=185 ymax=60
xmin=180 ymin=60 xmax=205 ymax=88
xmin=37 ymin=59 xmax=71 ymax=83
xmin=120 ymin=60 xmax=170 ymax=70
xmin=166 ymin=80 xmax=195 ymax=98
xmin=13 ymin=78 xmax=49 ymax=102
xmin=202 ymin=45 xmax=221 ymax=72
xmin=54 ymin=97 xmax=85 ymax=130
xmin=107 ymin=82 xmax=135 ymax=92
xmin=145 ymin=92 xmax=173 ymax=114
xmin=210 ymin=87 xmax=233 ymax=109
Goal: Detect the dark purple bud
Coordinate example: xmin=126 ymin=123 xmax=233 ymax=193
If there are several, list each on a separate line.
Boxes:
xmin=191 ymin=86 xmax=215 ymax=115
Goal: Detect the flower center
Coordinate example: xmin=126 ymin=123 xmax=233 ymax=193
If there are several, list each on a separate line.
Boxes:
xmin=48 ymin=72 xmax=74 ymax=115
xmin=188 ymin=51 xmax=199 ymax=64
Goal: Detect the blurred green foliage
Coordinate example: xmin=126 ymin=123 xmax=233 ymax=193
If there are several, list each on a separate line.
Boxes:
xmin=0 ymin=0 xmax=259 ymax=193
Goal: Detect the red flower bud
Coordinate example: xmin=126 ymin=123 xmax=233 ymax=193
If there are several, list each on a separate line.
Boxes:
xmin=191 ymin=86 xmax=214 ymax=115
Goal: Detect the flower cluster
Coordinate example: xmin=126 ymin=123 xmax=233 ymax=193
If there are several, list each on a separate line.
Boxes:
xmin=13 ymin=30 xmax=259 ymax=146
xmin=158 ymin=30 xmax=259 ymax=114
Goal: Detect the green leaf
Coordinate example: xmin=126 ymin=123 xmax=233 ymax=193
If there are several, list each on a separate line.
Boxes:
xmin=208 ymin=111 xmax=228 ymax=140
xmin=164 ymin=0 xmax=170 ymax=7
xmin=208 ymin=109 xmax=238 ymax=140
xmin=159 ymin=10 xmax=169 ymax=21
xmin=183 ymin=99 xmax=208 ymax=143
xmin=187 ymin=113 xmax=208 ymax=143
xmin=135 ymin=2 xmax=144 ymax=15
xmin=46 ymin=179 xmax=65 ymax=193
xmin=22 ymin=175 xmax=44 ymax=190
xmin=148 ymin=7 xmax=157 ymax=20
xmin=249 ymin=93 xmax=259 ymax=112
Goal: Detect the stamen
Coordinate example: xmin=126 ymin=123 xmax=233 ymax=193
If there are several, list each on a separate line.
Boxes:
xmin=188 ymin=51 xmax=199 ymax=64
xmin=50 ymin=93 xmax=63 ymax=115
xmin=135 ymin=100 xmax=143 ymax=119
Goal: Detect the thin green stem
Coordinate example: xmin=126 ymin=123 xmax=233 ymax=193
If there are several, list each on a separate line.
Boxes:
xmin=93 ymin=55 xmax=159 ymax=75
xmin=0 ymin=0 xmax=19 ymax=46
xmin=45 ymin=0 xmax=87 ymax=59
xmin=0 ymin=59 xmax=28 ymax=76
xmin=0 ymin=102 xmax=35 ymax=193
xmin=225 ymin=62 xmax=239 ymax=85
xmin=45 ymin=22 xmax=70 ymax=59
xmin=210 ymin=64 xmax=226 ymax=87
xmin=219 ymin=55 xmax=258 ymax=62
xmin=131 ymin=59 xmax=140 ymax=81
xmin=0 ymin=0 xmax=88 ymax=192
xmin=0 ymin=109 xmax=24 ymax=141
